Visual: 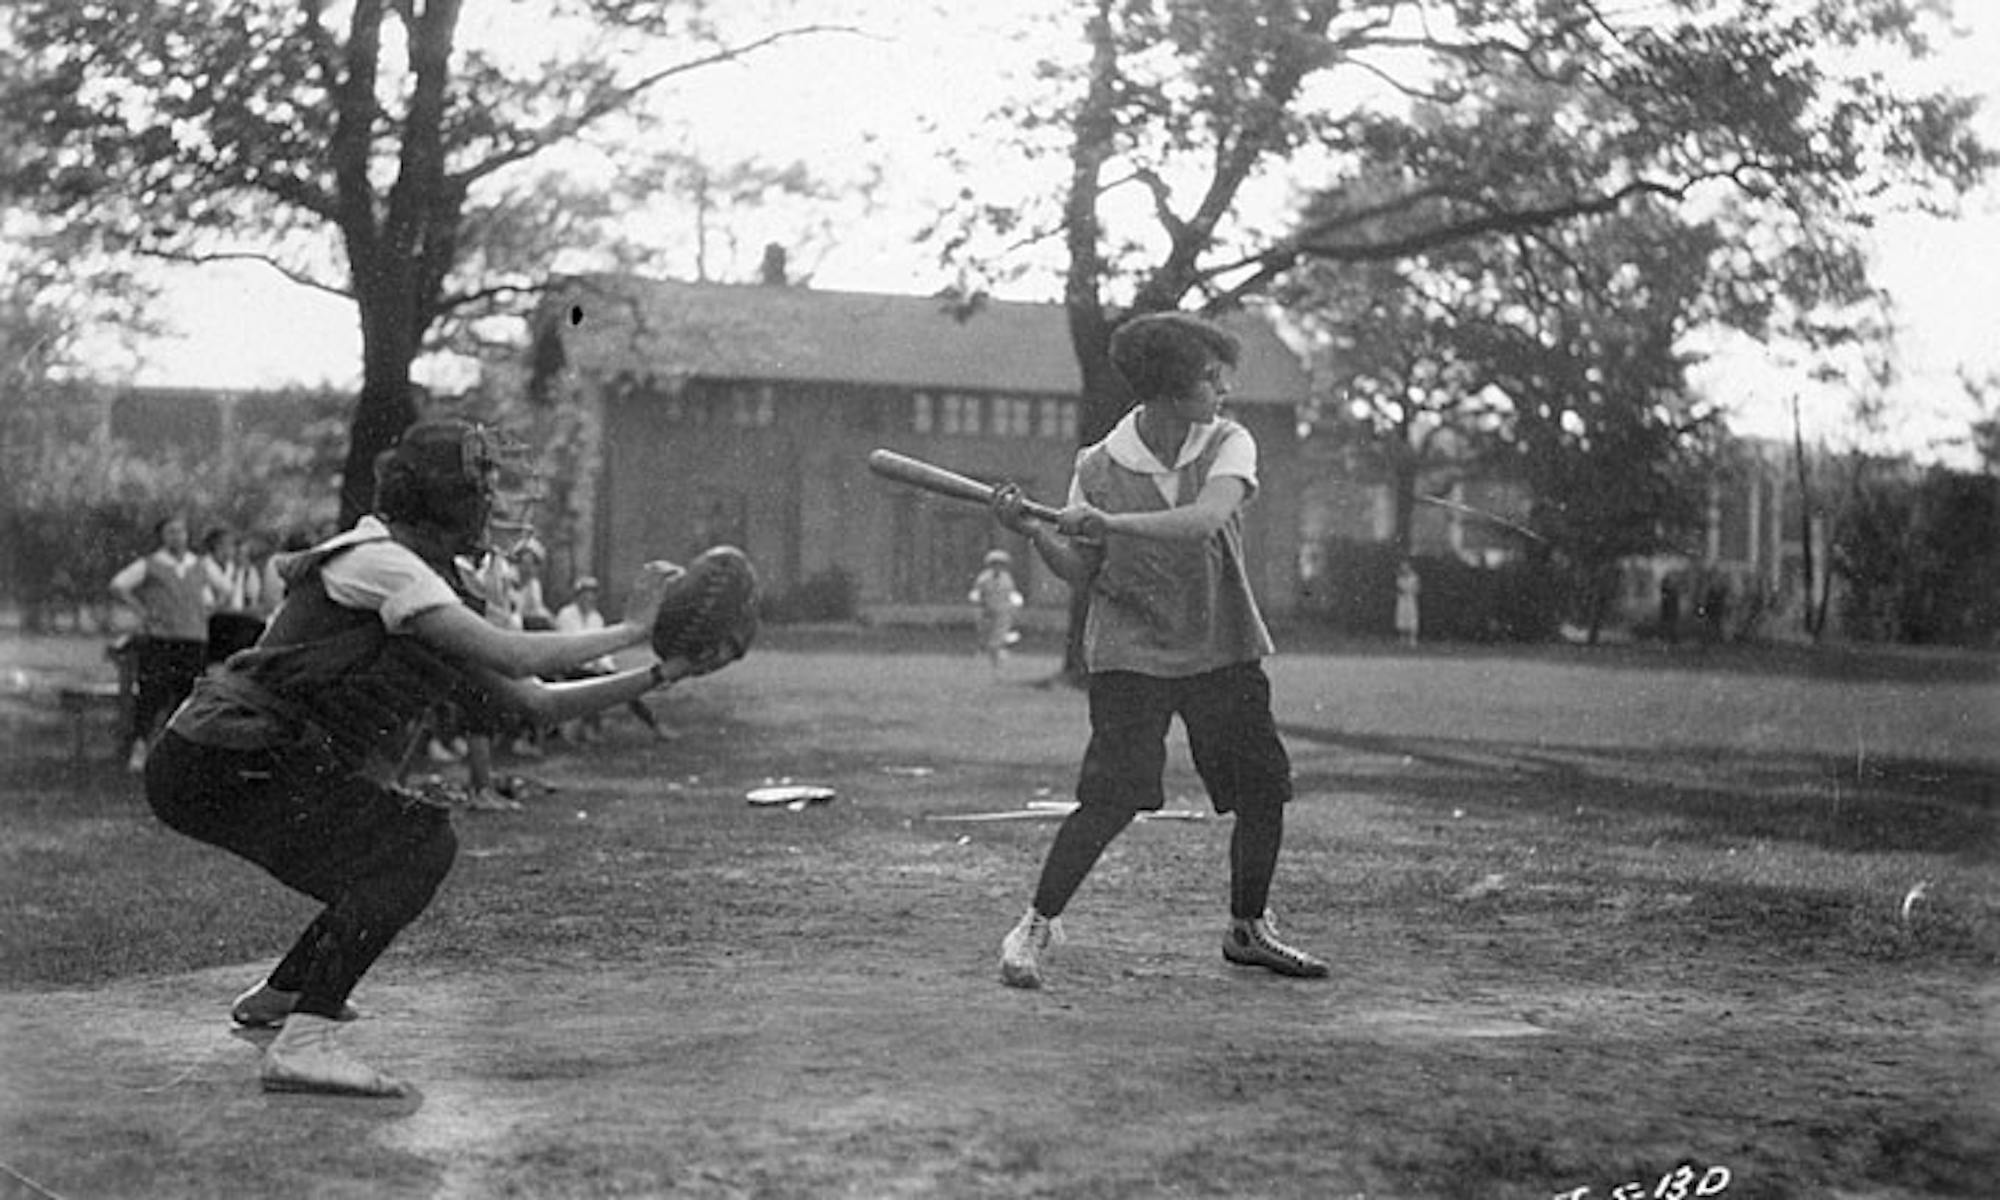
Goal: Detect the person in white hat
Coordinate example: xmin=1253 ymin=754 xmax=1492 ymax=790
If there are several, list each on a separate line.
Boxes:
xmin=554 ymin=574 xmax=673 ymax=742
xmin=968 ymin=547 xmax=1024 ymax=669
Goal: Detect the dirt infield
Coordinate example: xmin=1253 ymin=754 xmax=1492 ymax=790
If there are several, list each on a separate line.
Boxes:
xmin=2 ymin=633 xmax=1996 ymax=1198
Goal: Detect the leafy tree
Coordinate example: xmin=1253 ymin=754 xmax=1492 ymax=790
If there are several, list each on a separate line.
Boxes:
xmin=932 ymin=0 xmax=1988 ymax=671
xmin=1453 ymin=207 xmax=1722 ymax=640
xmin=942 ymin=0 xmax=1985 ymax=422
xmin=0 ymin=210 xmax=167 ymax=628
xmin=1834 ymin=460 xmax=2000 ymax=644
xmin=1 ymin=0 xmax=851 ymax=524
xmin=1283 ymin=246 xmax=1506 ymax=556
xmin=1959 ymin=368 xmax=2000 ymax=476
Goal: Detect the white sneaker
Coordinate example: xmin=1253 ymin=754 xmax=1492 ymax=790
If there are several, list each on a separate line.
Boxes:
xmin=1223 ymin=909 xmax=1329 ymax=978
xmin=231 ymin=981 xmax=359 ymax=1029
xmin=260 ymin=1014 xmax=406 ymax=1096
xmin=999 ymin=909 xmax=1062 ymax=989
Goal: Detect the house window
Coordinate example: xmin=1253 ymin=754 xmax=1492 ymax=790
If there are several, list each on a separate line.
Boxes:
xmin=912 ymin=392 xmax=934 ymax=434
xmin=941 ymin=393 xmax=981 ymax=436
xmin=730 ymin=384 xmax=775 ymax=428
xmin=996 ymin=396 xmax=1035 ymax=438
xmin=1039 ymin=398 xmax=1077 ymax=440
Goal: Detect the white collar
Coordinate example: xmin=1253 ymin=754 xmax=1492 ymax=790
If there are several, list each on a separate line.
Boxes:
xmin=1104 ymin=408 xmax=1223 ymax=474
xmin=325 ymin=515 xmax=394 ymax=552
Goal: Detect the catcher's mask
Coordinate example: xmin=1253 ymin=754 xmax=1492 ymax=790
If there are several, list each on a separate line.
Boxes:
xmin=375 ymin=420 xmax=542 ymax=554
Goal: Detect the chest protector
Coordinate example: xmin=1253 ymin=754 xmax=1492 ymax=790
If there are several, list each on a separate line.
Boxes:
xmin=168 ymin=532 xmax=500 ymax=779
xmin=1076 ymin=419 xmax=1274 ymax=678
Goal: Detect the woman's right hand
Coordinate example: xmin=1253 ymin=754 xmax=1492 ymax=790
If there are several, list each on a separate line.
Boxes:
xmin=990 ymin=483 xmax=1033 ymax=535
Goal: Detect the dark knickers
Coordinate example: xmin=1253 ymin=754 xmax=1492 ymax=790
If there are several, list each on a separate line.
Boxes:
xmin=1077 ymin=662 xmax=1292 ymax=816
xmin=145 ymin=732 xmax=456 ymax=1014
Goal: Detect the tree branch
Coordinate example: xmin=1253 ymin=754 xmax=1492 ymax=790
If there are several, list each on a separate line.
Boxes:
xmin=453 ymin=25 xmax=859 ymax=190
xmin=329 ymin=0 xmax=386 ymax=261
xmin=1126 ymin=168 xmax=1187 ymax=243
xmin=1205 ymin=177 xmax=1693 ymax=307
xmin=134 ymin=248 xmax=354 ymax=300
xmin=432 ymin=277 xmax=550 ymax=319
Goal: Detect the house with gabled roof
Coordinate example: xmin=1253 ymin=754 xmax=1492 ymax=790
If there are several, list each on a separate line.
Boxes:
xmin=525 ymin=274 xmax=1314 ymax=623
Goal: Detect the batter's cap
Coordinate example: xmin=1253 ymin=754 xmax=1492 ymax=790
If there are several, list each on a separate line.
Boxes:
xmin=984 ymin=548 xmax=1012 ymax=566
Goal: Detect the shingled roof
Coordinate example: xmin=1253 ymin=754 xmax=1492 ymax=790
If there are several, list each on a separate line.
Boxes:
xmin=540 ymin=275 xmax=1308 ymax=407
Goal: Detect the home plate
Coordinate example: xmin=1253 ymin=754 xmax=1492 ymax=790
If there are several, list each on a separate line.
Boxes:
xmin=746 ymin=785 xmax=836 ymax=810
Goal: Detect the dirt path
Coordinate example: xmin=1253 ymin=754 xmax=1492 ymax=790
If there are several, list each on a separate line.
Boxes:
xmin=5 ymin=907 xmax=1989 ymax=1200
xmin=4 ymin=643 xmax=1995 ymax=1198
xmin=3 ymin=927 xmax=1566 ymax=1199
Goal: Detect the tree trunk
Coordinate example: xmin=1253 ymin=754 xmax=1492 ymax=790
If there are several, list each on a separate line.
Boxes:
xmin=1791 ymin=395 xmax=1822 ymax=642
xmin=1052 ymin=0 xmax=1124 ymax=688
xmin=337 ymin=363 xmax=420 ymax=528
xmin=1056 ymin=322 xmax=1129 ymax=684
xmin=337 ymin=274 xmax=424 ymax=527
xmin=1392 ymin=454 xmax=1419 ymax=557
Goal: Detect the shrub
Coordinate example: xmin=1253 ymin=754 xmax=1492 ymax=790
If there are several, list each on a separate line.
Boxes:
xmin=763 ymin=567 xmax=858 ymax=624
xmin=1297 ymin=538 xmax=1559 ymax=642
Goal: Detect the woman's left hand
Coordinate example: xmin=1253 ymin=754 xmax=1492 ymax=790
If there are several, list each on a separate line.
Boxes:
xmin=622 ymin=560 xmax=684 ymax=634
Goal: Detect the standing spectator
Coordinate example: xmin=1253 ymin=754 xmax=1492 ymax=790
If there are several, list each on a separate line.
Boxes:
xmin=554 ymin=576 xmax=673 ymax=743
xmin=1394 ymin=558 xmax=1422 ymax=648
xmin=201 ymin=525 xmax=267 ymax=663
xmin=500 ymin=540 xmax=550 ymax=758
xmin=200 ymin=526 xmax=255 ymax=612
xmin=513 ymin=539 xmax=554 ymax=631
xmin=109 ymin=515 xmax=210 ymax=772
xmin=1700 ymin=577 xmax=1731 ymax=643
xmin=968 ymin=549 xmax=1024 ymax=669
xmin=242 ymin=531 xmax=283 ymax=619
xmin=452 ymin=546 xmax=526 ymax=806
xmin=1659 ymin=574 xmax=1682 ymax=644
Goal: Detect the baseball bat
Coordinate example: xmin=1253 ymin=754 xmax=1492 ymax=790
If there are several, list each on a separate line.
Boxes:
xmin=866 ymin=449 xmax=1062 ymax=523
xmin=1416 ymin=493 xmax=1548 ymax=544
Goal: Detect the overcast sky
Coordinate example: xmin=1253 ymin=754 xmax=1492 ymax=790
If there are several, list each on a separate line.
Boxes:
xmin=106 ymin=2 xmax=2000 ymax=466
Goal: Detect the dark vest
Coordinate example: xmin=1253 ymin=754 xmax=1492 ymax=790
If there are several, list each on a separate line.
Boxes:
xmin=135 ymin=553 xmax=210 ymax=641
xmin=1075 ymin=418 xmax=1273 ymax=677
xmin=167 ymin=530 xmax=501 ymax=779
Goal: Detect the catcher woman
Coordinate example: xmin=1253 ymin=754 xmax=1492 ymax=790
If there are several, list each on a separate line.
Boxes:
xmin=144 ymin=419 xmax=740 ymax=1097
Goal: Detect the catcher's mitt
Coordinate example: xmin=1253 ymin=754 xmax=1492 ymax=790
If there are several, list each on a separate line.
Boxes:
xmin=649 ymin=545 xmax=759 ymax=677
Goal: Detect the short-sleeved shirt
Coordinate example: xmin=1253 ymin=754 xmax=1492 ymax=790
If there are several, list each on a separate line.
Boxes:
xmin=165 ymin=517 xmax=485 ymax=767
xmin=317 ymin=519 xmax=466 ymax=632
xmin=1072 ymin=410 xmax=1274 ymax=678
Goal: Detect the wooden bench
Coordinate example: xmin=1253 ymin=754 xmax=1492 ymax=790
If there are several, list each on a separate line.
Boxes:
xmin=59 ymin=682 xmax=128 ymax=765
xmin=57 ymin=637 xmax=140 ymax=766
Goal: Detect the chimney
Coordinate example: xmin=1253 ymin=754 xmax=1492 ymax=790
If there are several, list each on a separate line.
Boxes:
xmin=759 ymin=243 xmax=788 ymax=286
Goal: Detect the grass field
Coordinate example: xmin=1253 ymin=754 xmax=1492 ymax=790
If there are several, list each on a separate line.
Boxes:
xmin=1 ymin=624 xmax=1995 ymax=1199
